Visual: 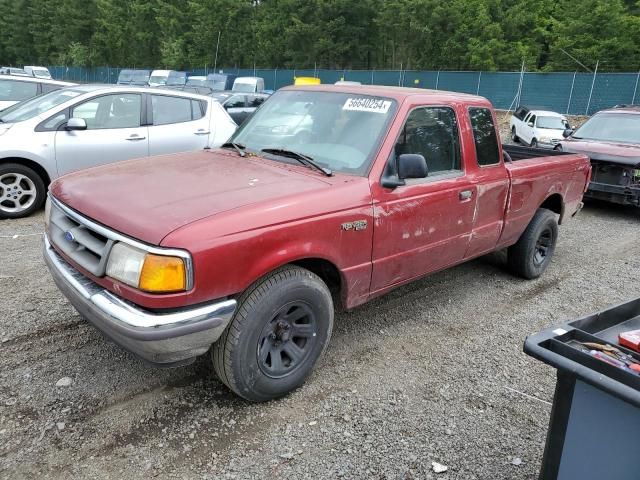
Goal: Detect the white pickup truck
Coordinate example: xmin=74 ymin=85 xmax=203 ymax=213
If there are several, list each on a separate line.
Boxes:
xmin=510 ymin=106 xmax=571 ymax=149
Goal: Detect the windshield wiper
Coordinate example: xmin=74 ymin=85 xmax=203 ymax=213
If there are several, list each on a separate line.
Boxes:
xmin=221 ymin=141 xmax=246 ymax=157
xmin=261 ymin=148 xmax=333 ymax=176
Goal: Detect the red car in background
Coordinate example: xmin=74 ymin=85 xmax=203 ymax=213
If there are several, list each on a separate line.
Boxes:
xmin=558 ymin=105 xmax=640 ymax=207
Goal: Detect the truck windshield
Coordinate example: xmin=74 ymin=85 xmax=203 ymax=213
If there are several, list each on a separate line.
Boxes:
xmin=149 ymin=76 xmax=167 ymax=85
xmin=232 ymin=83 xmax=255 ymax=93
xmin=0 ymin=89 xmax=83 ymax=123
xmin=230 ymin=90 xmax=397 ymax=175
xmin=537 ymin=116 xmax=567 ymax=129
xmin=573 ymin=113 xmax=640 ymax=144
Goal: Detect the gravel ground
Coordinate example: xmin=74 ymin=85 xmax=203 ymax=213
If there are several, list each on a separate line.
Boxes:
xmin=1 ymin=201 xmax=639 ymax=479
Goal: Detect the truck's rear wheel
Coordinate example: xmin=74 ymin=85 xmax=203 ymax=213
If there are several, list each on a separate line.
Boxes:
xmin=508 ymin=208 xmax=558 ymax=279
xmin=511 ymin=127 xmax=519 ymax=143
xmin=212 ymin=266 xmax=333 ymax=402
xmin=0 ymin=163 xmax=46 ymax=219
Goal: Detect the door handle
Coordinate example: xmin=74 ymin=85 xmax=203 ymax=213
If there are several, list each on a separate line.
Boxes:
xmin=194 ymin=129 xmax=210 ymax=135
xmin=459 ymin=190 xmax=473 ymax=201
xmin=126 ymin=135 xmax=146 ymax=141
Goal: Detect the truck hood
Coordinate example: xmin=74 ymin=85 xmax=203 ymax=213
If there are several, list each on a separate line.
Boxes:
xmin=561 ymin=138 xmax=640 ymax=166
xmin=50 ymin=150 xmax=332 ymax=244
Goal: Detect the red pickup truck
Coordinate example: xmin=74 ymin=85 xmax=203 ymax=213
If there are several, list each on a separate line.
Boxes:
xmin=44 ymin=85 xmax=591 ymax=401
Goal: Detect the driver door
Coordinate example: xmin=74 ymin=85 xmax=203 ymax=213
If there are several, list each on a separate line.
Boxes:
xmin=370 ymin=105 xmax=476 ymax=292
xmin=55 ymin=93 xmax=148 ymax=176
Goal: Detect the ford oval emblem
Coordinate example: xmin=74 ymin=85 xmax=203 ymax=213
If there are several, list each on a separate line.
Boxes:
xmin=64 ymin=231 xmax=75 ymax=243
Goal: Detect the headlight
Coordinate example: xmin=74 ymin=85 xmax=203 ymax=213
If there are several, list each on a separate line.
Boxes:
xmin=538 ymin=136 xmax=551 ymax=143
xmin=106 ymin=242 xmax=187 ymax=293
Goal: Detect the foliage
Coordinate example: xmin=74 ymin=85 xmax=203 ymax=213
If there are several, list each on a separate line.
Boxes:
xmin=0 ymin=0 xmax=638 ymax=71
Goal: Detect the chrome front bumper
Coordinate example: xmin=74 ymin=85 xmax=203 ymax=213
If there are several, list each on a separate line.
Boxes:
xmin=43 ymin=235 xmax=237 ymax=366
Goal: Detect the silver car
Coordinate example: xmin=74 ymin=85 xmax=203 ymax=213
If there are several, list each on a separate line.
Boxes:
xmin=0 ymin=85 xmax=237 ymax=218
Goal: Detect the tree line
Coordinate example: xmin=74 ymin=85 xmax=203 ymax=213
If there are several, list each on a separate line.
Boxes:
xmin=0 ymin=0 xmax=638 ymax=72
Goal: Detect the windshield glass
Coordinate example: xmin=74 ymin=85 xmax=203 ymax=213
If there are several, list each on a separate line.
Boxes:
xmin=230 ymin=90 xmax=397 ymax=175
xmin=149 ymin=75 xmax=167 ymax=85
xmin=0 ymin=88 xmax=83 ymax=123
xmin=537 ymin=116 xmax=567 ymax=129
xmin=233 ymin=83 xmax=255 ymax=93
xmin=573 ymin=113 xmax=640 ymax=144
xmin=187 ymin=78 xmax=206 ymax=87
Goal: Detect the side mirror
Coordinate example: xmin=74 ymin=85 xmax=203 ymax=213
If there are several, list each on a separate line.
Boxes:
xmin=398 ymin=154 xmax=428 ymax=179
xmin=66 ymin=118 xmax=87 ymax=131
xmin=562 ymin=128 xmax=573 ymax=138
xmin=527 ymin=122 xmax=534 ymax=127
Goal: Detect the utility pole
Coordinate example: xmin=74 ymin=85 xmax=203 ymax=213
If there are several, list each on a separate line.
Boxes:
xmin=213 ymin=31 xmax=221 ymax=74
xmin=586 ymin=60 xmax=599 ymax=115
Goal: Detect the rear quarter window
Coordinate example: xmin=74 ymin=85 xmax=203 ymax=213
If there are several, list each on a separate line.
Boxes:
xmin=469 ymin=107 xmax=501 ymax=166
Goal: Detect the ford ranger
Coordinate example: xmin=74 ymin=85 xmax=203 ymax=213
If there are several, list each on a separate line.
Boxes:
xmin=43 ymin=85 xmax=591 ymax=401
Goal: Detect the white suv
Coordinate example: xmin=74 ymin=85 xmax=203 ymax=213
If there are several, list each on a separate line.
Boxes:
xmin=0 ymin=75 xmax=75 ymax=111
xmin=0 ymin=85 xmax=237 ymax=218
xmin=510 ymin=106 xmax=570 ymax=149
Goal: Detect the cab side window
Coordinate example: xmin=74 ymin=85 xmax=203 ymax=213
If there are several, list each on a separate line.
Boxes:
xmin=394 ymin=106 xmax=461 ymax=176
xmin=72 ymin=93 xmax=141 ymax=129
xmin=469 ymin=107 xmax=500 ymax=166
xmin=224 ymin=95 xmax=246 ymax=109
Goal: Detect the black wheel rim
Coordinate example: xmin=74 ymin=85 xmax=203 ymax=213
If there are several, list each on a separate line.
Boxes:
xmin=533 ymin=227 xmax=553 ymax=266
xmin=257 ymin=301 xmax=318 ymax=378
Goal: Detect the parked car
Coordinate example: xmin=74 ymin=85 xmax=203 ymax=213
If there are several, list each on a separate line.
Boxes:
xmin=23 ymin=66 xmax=52 ymax=79
xmin=211 ymin=91 xmax=270 ymax=125
xmin=232 ymin=76 xmax=265 ymax=93
xmin=0 ymin=67 xmax=30 ymax=77
xmin=208 ymin=73 xmax=237 ymax=91
xmin=117 ymin=69 xmax=151 ymax=86
xmin=148 ymin=70 xmax=186 ymax=87
xmin=0 ymin=75 xmax=75 ymax=111
xmin=0 ymin=85 xmax=236 ymax=218
xmin=510 ymin=106 xmax=570 ymax=148
xmin=43 ymin=85 xmax=590 ymax=401
xmin=187 ymin=74 xmax=238 ymax=92
xmin=558 ymin=105 xmax=640 ymax=206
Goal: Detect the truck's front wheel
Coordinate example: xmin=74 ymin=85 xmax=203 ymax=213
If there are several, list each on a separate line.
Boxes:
xmin=212 ymin=266 xmax=334 ymax=402
xmin=507 ymin=208 xmax=558 ymax=279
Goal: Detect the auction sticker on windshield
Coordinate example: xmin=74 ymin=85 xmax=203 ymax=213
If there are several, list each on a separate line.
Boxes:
xmin=343 ymin=97 xmax=392 ymax=113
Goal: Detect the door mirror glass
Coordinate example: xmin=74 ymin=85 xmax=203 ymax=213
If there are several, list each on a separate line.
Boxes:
xmin=66 ymin=117 xmax=87 ymax=131
xmin=527 ymin=121 xmax=534 ymax=127
xmin=398 ymin=154 xmax=428 ymax=179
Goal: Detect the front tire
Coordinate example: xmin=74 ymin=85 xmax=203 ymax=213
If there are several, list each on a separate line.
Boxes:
xmin=212 ymin=266 xmax=334 ymax=402
xmin=0 ymin=163 xmax=46 ymax=219
xmin=508 ymin=208 xmax=558 ymax=279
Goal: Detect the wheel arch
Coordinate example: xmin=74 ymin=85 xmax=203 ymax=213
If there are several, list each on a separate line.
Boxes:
xmin=539 ymin=193 xmax=565 ymax=224
xmin=0 ymin=157 xmax=52 ymax=188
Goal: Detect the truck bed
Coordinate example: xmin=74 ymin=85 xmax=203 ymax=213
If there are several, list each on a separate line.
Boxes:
xmin=503 ymin=143 xmax=568 ymax=161
xmin=498 ymin=144 xmax=591 ymax=248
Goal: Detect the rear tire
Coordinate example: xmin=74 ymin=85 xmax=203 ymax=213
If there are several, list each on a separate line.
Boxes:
xmin=508 ymin=208 xmax=558 ymax=279
xmin=212 ymin=266 xmax=334 ymax=402
xmin=530 ymin=138 xmax=538 ymax=148
xmin=511 ymin=127 xmax=519 ymax=143
xmin=0 ymin=163 xmax=46 ymax=219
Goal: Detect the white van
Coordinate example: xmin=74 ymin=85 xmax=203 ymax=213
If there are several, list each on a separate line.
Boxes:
xmin=24 ymin=66 xmax=52 ymax=79
xmin=232 ymin=77 xmax=265 ymax=93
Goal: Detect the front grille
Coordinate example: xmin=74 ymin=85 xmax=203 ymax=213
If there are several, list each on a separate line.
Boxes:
xmin=49 ymin=201 xmax=114 ymax=277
